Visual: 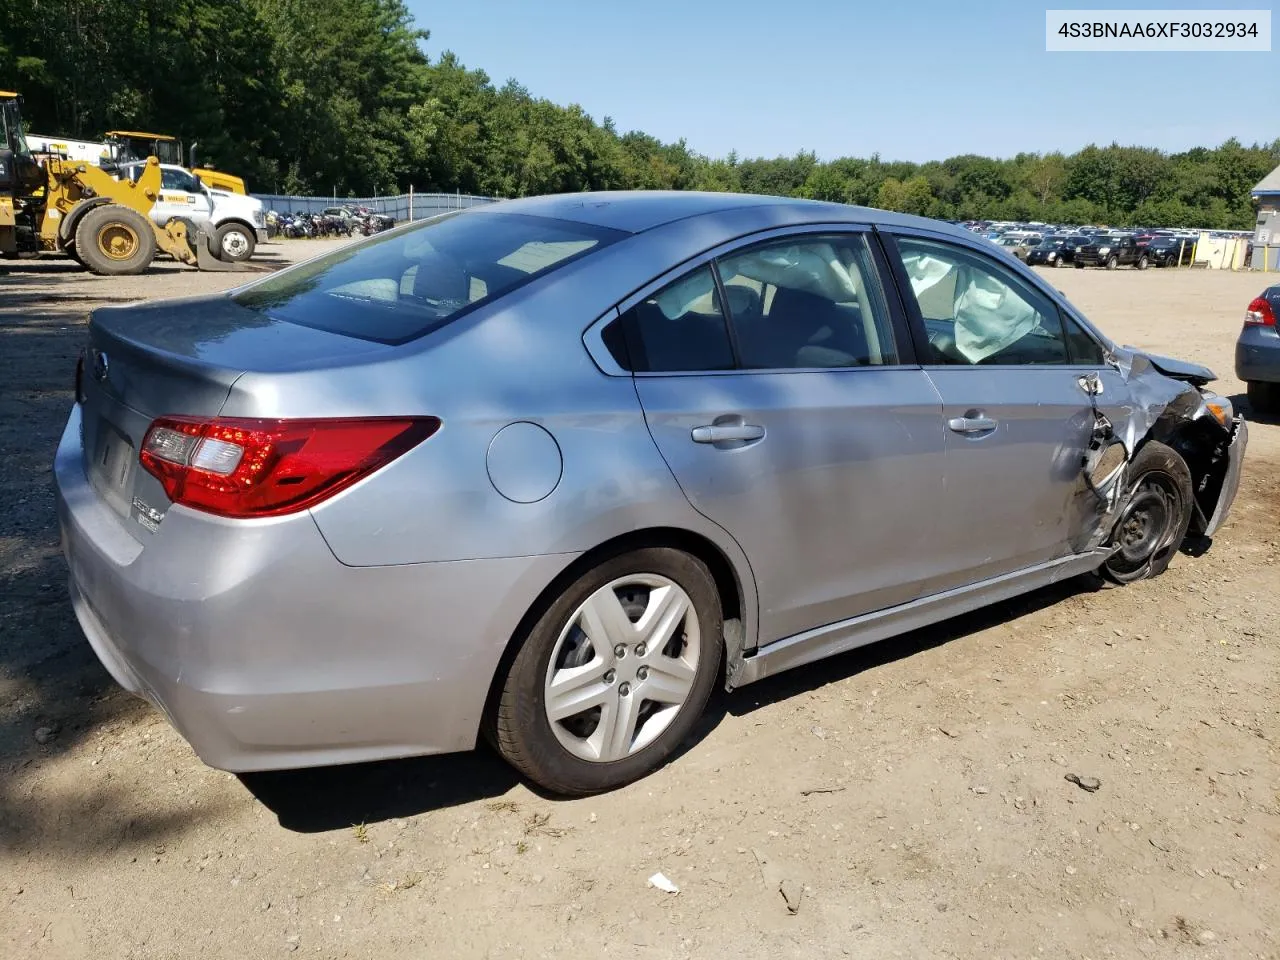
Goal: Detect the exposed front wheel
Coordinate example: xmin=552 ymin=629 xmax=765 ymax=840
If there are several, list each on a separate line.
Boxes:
xmin=1136 ymin=255 xmax=1149 ymax=270
xmin=1106 ymin=255 xmax=1118 ymax=270
xmin=1100 ymin=441 xmax=1193 ymax=585
xmin=492 ymin=547 xmax=723 ymax=795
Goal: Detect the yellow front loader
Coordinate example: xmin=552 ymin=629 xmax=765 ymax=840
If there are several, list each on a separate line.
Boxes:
xmin=41 ymin=155 xmax=240 ymax=274
xmin=2 ymin=91 xmax=243 ymax=275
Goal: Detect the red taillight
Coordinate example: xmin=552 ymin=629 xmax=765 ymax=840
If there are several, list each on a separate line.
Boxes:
xmin=1245 ymin=296 xmax=1275 ymax=327
xmin=139 ymin=416 xmax=440 ymax=518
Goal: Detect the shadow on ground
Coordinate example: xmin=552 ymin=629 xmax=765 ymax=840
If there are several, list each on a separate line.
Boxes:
xmin=1227 ymin=392 xmax=1280 ymax=426
xmin=243 ymin=575 xmax=1099 ymax=833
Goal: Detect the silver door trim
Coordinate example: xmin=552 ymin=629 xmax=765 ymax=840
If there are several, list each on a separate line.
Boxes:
xmin=735 ymin=550 xmax=1108 ymax=686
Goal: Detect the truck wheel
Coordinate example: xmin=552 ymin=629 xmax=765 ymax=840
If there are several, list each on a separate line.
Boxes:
xmin=1106 ymin=255 xmax=1118 ymax=270
xmin=1074 ymin=261 xmax=1085 ymax=269
xmin=75 ymin=205 xmax=157 ymax=276
xmin=214 ymin=223 xmax=256 ymax=262
xmin=1136 ymin=255 xmax=1149 ymax=270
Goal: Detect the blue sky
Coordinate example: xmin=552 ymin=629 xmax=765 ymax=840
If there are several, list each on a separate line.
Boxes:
xmin=406 ymin=0 xmax=1276 ymax=161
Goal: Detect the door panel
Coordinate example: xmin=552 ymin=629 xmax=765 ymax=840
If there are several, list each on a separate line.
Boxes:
xmin=880 ymin=229 xmax=1136 ymax=588
xmin=923 ymin=366 xmax=1129 ymax=588
xmin=636 ymin=369 xmax=945 ymax=645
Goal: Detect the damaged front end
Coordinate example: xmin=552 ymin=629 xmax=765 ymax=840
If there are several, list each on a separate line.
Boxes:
xmin=1076 ymin=346 xmax=1248 ymax=561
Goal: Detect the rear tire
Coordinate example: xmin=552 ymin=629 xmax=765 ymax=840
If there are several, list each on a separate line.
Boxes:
xmin=1106 ymin=255 xmax=1118 ymax=270
xmin=1100 ymin=441 xmax=1193 ymax=585
xmin=214 ymin=222 xmax=255 ymax=262
xmin=1075 ymin=261 xmax=1085 ymax=269
xmin=1246 ymin=380 xmax=1280 ymax=415
xmin=492 ymin=547 xmax=723 ymax=795
xmin=1136 ymin=255 xmax=1149 ymax=270
xmin=74 ymin=205 xmax=156 ymax=276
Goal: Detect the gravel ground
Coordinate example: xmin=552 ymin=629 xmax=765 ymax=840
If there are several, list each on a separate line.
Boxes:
xmin=1 ymin=244 xmax=1277 ymax=960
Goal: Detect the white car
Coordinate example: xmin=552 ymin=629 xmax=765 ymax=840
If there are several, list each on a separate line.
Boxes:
xmin=119 ymin=162 xmax=267 ymax=262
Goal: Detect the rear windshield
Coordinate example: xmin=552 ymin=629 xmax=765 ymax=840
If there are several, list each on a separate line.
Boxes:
xmin=233 ymin=211 xmax=624 ymax=344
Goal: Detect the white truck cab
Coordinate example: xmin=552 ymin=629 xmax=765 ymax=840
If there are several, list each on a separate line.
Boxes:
xmin=119 ymin=162 xmax=266 ymax=262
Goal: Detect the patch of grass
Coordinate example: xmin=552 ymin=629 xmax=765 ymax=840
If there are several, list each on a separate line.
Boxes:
xmin=515 ymin=840 xmax=529 ymax=855
xmin=486 ymin=799 xmax=519 ymax=813
xmin=352 ymin=823 xmax=369 ymax=844
xmin=523 ymin=811 xmax=569 ymax=838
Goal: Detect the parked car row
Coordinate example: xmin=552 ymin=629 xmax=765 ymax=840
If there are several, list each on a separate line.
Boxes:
xmin=966 ymin=221 xmax=1204 ymax=271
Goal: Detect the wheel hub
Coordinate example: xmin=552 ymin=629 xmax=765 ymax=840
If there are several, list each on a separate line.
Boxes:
xmin=221 ymin=231 xmax=248 ymax=257
xmin=98 ymin=223 xmax=139 ymax=261
xmin=1110 ymin=478 xmax=1177 ymax=569
xmin=544 ymin=575 xmax=700 ymax=763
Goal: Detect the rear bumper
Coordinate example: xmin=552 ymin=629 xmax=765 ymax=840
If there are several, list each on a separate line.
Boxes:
xmin=1235 ymin=325 xmax=1280 ymax=384
xmin=54 ymin=405 xmax=576 ymax=772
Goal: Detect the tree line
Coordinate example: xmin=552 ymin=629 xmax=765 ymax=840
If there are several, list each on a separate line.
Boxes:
xmin=3 ymin=0 xmax=1276 ymax=229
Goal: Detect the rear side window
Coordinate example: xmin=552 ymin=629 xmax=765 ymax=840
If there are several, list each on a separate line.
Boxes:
xmin=717 ymin=234 xmax=899 ymax=368
xmin=604 ymin=266 xmax=735 ymax=372
xmin=233 ymin=212 xmax=623 ymax=344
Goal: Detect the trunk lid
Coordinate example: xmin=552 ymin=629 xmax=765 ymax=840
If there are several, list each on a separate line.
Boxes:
xmin=80 ymin=294 xmax=394 ymax=532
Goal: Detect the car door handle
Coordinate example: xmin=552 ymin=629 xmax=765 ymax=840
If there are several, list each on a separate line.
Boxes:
xmin=947 ymin=416 xmax=998 ymax=434
xmin=691 ymin=423 xmax=766 ymax=444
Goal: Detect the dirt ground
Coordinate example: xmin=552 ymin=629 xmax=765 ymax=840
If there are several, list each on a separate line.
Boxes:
xmin=2 ymin=243 xmax=1277 ymax=960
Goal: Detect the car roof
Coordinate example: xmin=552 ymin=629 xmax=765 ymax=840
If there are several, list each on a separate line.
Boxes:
xmin=469 ymin=190 xmax=969 ymax=239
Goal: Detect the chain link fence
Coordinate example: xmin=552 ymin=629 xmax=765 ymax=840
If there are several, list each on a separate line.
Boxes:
xmin=251 ymin=191 xmax=496 ymax=222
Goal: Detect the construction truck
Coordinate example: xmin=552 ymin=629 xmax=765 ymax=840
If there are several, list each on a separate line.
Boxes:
xmin=104 ymin=131 xmax=247 ymax=194
xmin=2 ymin=91 xmax=244 ymax=275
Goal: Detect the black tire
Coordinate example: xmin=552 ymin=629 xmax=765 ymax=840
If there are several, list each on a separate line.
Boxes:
xmin=1246 ymin=380 xmax=1280 ymax=415
xmin=492 ymin=547 xmax=723 ymax=795
xmin=1075 ymin=261 xmax=1085 ymax=269
xmin=1106 ymin=255 xmax=1118 ymax=270
xmin=213 ymin=222 xmax=256 ymax=262
xmin=74 ymin=205 xmax=156 ymax=276
xmin=1100 ymin=441 xmax=1193 ymax=585
xmin=1136 ymin=255 xmax=1149 ymax=270
xmin=1055 ymin=257 xmax=1066 ymax=268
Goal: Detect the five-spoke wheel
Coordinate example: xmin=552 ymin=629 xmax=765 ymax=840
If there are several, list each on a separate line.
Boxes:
xmin=492 ymin=547 xmax=722 ymax=795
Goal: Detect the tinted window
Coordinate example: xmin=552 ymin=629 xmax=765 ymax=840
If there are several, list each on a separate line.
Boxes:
xmin=605 ymin=265 xmax=735 ymax=373
xmin=891 ymin=236 xmax=1069 ymax=366
xmin=160 ymin=168 xmax=199 ymax=192
xmin=234 ymin=212 xmax=622 ymax=344
xmin=716 ymin=234 xmax=899 ymax=368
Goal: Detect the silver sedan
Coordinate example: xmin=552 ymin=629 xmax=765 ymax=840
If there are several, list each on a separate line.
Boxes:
xmin=55 ymin=192 xmax=1247 ymax=794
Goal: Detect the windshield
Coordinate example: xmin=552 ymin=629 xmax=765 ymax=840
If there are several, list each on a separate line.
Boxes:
xmin=1037 ymin=239 xmax=1063 ymax=248
xmin=233 ymin=211 xmax=624 ymax=344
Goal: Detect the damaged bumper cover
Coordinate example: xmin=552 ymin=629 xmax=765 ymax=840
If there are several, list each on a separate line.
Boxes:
xmin=1202 ymin=417 xmax=1246 ymax=537
xmin=1082 ymin=347 xmax=1248 ymax=551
